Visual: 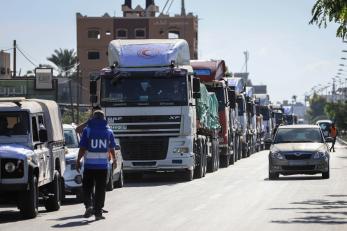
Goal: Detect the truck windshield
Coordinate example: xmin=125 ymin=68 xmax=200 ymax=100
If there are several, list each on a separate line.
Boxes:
xmin=206 ymin=86 xmax=225 ymax=111
xmin=0 ymin=112 xmax=29 ymax=136
xmin=101 ymin=76 xmax=188 ymax=107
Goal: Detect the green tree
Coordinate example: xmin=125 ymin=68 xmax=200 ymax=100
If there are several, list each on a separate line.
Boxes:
xmin=47 ymin=49 xmax=78 ymax=122
xmin=325 ymin=101 xmax=347 ymax=130
xmin=310 ymin=0 xmax=347 ymax=39
xmin=306 ymin=93 xmax=329 ymax=123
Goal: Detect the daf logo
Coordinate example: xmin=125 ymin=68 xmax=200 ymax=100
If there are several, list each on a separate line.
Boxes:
xmin=113 ymin=116 xmax=123 ymax=121
xmin=169 ymin=116 xmax=180 ymax=120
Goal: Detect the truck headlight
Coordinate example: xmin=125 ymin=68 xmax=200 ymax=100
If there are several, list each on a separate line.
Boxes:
xmin=5 ymin=162 xmax=16 ymax=173
xmin=314 ymin=151 xmax=327 ymax=159
xmin=173 ymin=147 xmax=189 ymax=154
xmin=271 ymin=151 xmax=284 ymax=160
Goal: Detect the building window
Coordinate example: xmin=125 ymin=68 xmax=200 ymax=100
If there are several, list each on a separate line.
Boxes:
xmin=168 ymin=31 xmax=180 ymax=39
xmin=135 ymin=29 xmax=146 ymax=38
xmin=88 ymin=29 xmax=101 ymax=39
xmin=88 ymin=51 xmax=100 ymax=60
xmin=116 ymin=29 xmax=128 ymax=38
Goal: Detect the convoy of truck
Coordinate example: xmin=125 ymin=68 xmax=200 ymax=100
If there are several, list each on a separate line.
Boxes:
xmin=0 ymin=38 xmax=301 ymax=219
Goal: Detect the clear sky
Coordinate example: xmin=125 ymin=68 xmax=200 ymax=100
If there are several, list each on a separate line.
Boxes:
xmin=1 ymin=0 xmax=345 ymax=103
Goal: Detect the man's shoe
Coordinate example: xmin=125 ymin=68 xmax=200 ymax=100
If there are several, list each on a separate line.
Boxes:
xmin=95 ymin=215 xmax=106 ymax=221
xmin=83 ymin=207 xmax=94 ymax=218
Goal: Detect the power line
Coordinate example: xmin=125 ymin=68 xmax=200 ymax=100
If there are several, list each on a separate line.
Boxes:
xmin=16 ymin=46 xmax=37 ymax=67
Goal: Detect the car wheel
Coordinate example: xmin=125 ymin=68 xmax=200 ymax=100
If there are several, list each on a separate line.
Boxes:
xmin=44 ymin=170 xmax=62 ymax=212
xmin=269 ymin=172 xmax=279 ymax=180
xmin=19 ymin=175 xmax=39 ymax=219
xmin=114 ymin=168 xmax=124 ymax=188
xmin=322 ymin=170 xmax=330 ymax=179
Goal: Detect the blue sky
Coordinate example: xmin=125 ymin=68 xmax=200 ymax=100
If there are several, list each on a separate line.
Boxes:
xmin=0 ymin=0 xmax=345 ymax=103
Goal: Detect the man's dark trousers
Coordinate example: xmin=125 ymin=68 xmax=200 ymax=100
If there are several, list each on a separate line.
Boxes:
xmin=83 ymin=169 xmax=108 ymax=216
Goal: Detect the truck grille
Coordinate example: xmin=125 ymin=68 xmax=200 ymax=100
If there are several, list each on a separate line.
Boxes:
xmin=107 ymin=115 xmax=181 ymax=137
xmin=120 ymin=137 xmax=169 ymax=161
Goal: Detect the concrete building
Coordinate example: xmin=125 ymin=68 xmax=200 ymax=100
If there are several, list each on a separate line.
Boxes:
xmin=76 ymin=0 xmax=198 ymax=103
xmin=0 ymin=51 xmax=11 ymax=79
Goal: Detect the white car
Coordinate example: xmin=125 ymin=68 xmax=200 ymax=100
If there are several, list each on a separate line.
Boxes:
xmin=63 ymin=124 xmax=124 ymax=202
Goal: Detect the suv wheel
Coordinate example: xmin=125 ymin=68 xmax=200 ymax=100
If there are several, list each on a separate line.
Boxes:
xmin=44 ymin=170 xmax=62 ymax=211
xmin=19 ymin=175 xmax=39 ymax=219
xmin=269 ymin=171 xmax=279 ymax=180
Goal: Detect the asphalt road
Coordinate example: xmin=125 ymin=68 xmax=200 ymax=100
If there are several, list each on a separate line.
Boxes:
xmin=1 ymin=142 xmax=347 ymax=231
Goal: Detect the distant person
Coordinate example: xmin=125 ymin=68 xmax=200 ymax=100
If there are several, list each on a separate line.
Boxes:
xmin=329 ymin=123 xmax=338 ymax=152
xmin=76 ymin=110 xmax=117 ymax=220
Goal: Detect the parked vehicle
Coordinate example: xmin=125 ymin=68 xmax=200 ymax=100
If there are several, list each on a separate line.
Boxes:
xmin=316 ymin=120 xmax=333 ymax=138
xmin=0 ymin=97 xmax=65 ymax=218
xmin=191 ymin=60 xmax=236 ymax=167
xmin=255 ymin=94 xmax=273 ymax=149
xmin=63 ymin=124 xmax=83 ymax=201
xmin=90 ymin=39 xmax=220 ymax=181
xmin=245 ymin=87 xmax=258 ymax=154
xmin=227 ymin=77 xmax=251 ymax=158
xmin=268 ymin=125 xmax=331 ymax=180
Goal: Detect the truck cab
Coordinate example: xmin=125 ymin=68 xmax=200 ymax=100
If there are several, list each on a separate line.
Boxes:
xmin=91 ymin=39 xmax=220 ymax=181
xmin=0 ymin=98 xmax=65 ymax=218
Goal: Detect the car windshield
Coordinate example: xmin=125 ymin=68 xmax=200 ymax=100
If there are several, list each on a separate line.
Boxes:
xmin=101 ymin=75 xmax=188 ymax=107
xmin=0 ymin=112 xmax=29 ymax=136
xmin=274 ymin=127 xmax=324 ymax=143
xmin=64 ymin=129 xmax=79 ymax=148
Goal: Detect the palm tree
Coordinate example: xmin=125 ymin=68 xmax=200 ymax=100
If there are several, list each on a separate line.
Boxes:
xmin=310 ymin=0 xmax=347 ymax=40
xmin=47 ymin=49 xmax=78 ymax=122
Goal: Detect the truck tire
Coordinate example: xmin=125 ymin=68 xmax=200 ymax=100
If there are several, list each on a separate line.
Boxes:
xmin=242 ymin=142 xmax=248 ymax=158
xmin=194 ymin=140 xmax=204 ymax=179
xmin=115 ymin=168 xmax=124 ymax=188
xmin=183 ymin=169 xmax=194 ymax=182
xmin=220 ymin=154 xmax=230 ymax=168
xmin=44 ymin=170 xmax=62 ymax=212
xmin=106 ymin=171 xmax=114 ymax=191
xmin=202 ymin=142 xmax=207 ymax=177
xmin=19 ymin=175 xmax=39 ymax=219
xmin=238 ymin=138 xmax=242 ymax=160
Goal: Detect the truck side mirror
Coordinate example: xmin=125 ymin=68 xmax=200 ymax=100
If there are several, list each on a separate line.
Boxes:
xmin=39 ymin=128 xmax=48 ymax=143
xmin=193 ymin=78 xmax=200 ymax=93
xmin=228 ymin=90 xmax=236 ymax=108
xmin=90 ymin=80 xmax=97 ymax=95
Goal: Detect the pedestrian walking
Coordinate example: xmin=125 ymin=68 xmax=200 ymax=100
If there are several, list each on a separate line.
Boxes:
xmin=76 ymin=110 xmax=117 ymax=220
xmin=329 ymin=123 xmax=338 ymax=152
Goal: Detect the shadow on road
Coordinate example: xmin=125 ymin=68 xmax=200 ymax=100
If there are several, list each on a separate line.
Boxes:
xmin=270 ymin=195 xmax=347 ymax=225
xmin=124 ymin=172 xmax=188 ymax=188
xmin=0 ymin=208 xmax=48 ymax=224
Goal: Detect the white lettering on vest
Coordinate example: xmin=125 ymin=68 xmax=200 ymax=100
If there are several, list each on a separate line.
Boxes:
xmin=91 ymin=139 xmax=108 ymax=149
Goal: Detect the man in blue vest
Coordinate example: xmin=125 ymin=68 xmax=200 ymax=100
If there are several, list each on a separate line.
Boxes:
xmin=76 ymin=110 xmax=117 ymax=220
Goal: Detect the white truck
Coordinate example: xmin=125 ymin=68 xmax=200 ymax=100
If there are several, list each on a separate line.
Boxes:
xmin=0 ymin=98 xmax=65 ymax=218
xmin=90 ymin=39 xmax=220 ymax=181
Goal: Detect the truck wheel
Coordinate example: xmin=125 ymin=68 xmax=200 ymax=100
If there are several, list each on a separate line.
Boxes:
xmin=202 ymin=143 xmax=207 ymax=177
xmin=44 ymin=170 xmax=62 ymax=212
xmin=194 ymin=140 xmax=204 ymax=179
xmin=115 ymin=168 xmax=124 ymax=188
xmin=238 ymin=139 xmax=242 ymax=160
xmin=106 ymin=171 xmax=114 ymax=191
xmin=183 ymin=169 xmax=194 ymax=182
xmin=220 ymin=154 xmax=230 ymax=168
xmin=242 ymin=143 xmax=248 ymax=158
xmin=19 ymin=175 xmax=39 ymax=219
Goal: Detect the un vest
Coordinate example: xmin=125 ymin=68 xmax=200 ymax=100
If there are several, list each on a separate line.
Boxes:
xmin=84 ymin=127 xmax=110 ymax=170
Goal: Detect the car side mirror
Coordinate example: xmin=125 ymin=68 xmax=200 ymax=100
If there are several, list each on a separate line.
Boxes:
xmin=325 ymin=137 xmax=334 ymax=143
xmin=39 ymin=128 xmax=48 ymax=142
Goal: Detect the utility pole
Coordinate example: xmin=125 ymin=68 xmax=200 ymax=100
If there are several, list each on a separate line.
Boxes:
xmin=76 ymin=60 xmax=80 ymax=124
xmin=181 ymin=0 xmax=186 ymax=16
xmin=13 ymin=40 xmax=16 ymax=78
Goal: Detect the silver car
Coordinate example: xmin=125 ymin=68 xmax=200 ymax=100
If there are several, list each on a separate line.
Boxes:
xmin=268 ymin=125 xmax=332 ymax=180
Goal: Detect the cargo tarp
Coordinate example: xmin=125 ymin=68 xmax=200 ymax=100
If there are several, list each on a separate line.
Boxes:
xmin=108 ymin=39 xmax=190 ymax=68
xmin=196 ymin=84 xmax=220 ymax=130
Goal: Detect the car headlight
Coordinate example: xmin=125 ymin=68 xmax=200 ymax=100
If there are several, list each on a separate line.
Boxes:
xmin=4 ymin=162 xmax=16 ymax=173
xmin=271 ymin=151 xmax=284 ymax=160
xmin=314 ymin=151 xmax=327 ymax=159
xmin=173 ymin=147 xmax=190 ymax=154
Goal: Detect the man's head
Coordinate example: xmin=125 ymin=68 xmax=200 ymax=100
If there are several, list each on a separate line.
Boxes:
xmin=93 ymin=110 xmax=105 ymax=120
